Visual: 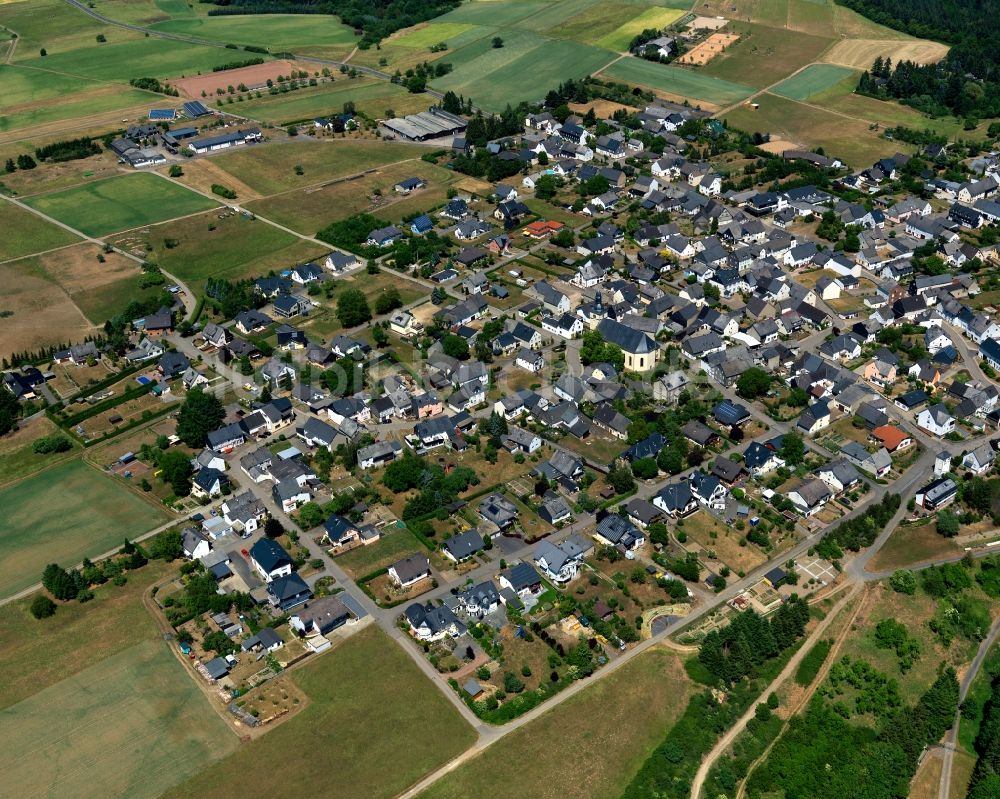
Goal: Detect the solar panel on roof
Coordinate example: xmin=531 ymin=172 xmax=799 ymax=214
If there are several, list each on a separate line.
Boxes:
xmin=183 ymin=100 xmax=211 ymax=118
xmin=148 ymin=108 xmax=176 ymax=120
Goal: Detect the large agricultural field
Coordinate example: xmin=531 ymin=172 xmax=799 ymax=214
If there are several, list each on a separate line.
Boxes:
xmin=234 ymin=78 xmax=430 ymax=125
xmin=0 ymin=241 xmax=156 ymax=355
xmin=0 ymin=459 xmax=172 ymax=599
xmin=23 ymin=173 xmax=219 ymax=237
xmin=601 ymin=57 xmax=755 ymax=107
xmin=420 ymin=646 xmax=695 ymax=799
xmin=149 ymin=13 xmax=357 ymax=53
xmin=0 ymin=639 xmax=236 ymax=799
xmin=165 ymin=627 xmax=477 ymax=799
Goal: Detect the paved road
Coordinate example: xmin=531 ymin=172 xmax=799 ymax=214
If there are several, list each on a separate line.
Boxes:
xmin=938 ymin=614 xmax=1000 ymax=799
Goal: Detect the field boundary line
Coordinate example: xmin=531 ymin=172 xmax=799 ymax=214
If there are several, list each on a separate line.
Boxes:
xmin=0 ymin=239 xmax=87 ymax=266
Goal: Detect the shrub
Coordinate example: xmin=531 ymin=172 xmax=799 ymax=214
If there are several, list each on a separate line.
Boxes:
xmin=30 ymin=595 xmax=57 ymax=619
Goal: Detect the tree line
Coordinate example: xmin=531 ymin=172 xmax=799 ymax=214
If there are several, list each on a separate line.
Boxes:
xmin=815 ymin=492 xmax=900 ymax=561
xmin=199 ymin=0 xmax=462 ymax=47
xmin=968 ymin=674 xmax=1000 ymax=799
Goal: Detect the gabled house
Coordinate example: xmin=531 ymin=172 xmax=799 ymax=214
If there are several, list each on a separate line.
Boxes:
xmin=249 ymin=539 xmax=294 ymax=583
xmin=389 ymin=553 xmax=432 ymax=588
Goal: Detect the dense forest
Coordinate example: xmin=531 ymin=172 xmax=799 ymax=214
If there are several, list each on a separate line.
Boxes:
xmin=843 ymin=0 xmax=1000 ymax=118
xmin=199 ymin=0 xmax=461 ymax=46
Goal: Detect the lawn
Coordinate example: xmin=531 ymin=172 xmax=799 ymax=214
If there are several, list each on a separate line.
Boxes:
xmin=110 ymin=210 xmax=325 ymax=291
xmin=772 ymin=63 xmax=859 ymax=100
xmin=867 ymin=520 xmax=963 ymax=573
xmin=334 ymin=527 xmax=426 ymax=578
xmin=0 ymin=559 xmax=172 ymax=710
xmin=0 ymin=199 xmax=80 ymax=260
xmin=420 ymin=646 xmax=695 ymax=799
xmin=432 ymin=28 xmax=617 ymax=110
xmin=701 ymin=24 xmax=834 ymax=89
xmin=150 ymin=14 xmax=357 ymax=51
xmin=0 ymin=459 xmax=171 ymax=599
xmin=0 ymin=638 xmax=237 ymax=799
xmin=236 ymin=79 xmax=428 ymax=124
xmin=164 ymin=626 xmax=477 ymax=799
xmin=602 ymin=57 xmax=755 ymax=106
xmin=198 ymin=139 xmax=427 ymax=196
xmin=24 ymin=173 xmax=219 ymax=237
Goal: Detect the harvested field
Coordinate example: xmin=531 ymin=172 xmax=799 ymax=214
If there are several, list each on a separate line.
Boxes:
xmin=165 ymin=627 xmax=476 ymax=799
xmin=690 ymin=15 xmax=731 ymax=30
xmin=0 ymin=639 xmax=237 ymax=799
xmin=822 ymin=38 xmax=950 ymax=70
xmin=420 ymin=646 xmax=695 ymax=799
xmin=677 ymin=31 xmax=741 ymax=65
xmin=166 ymin=158 xmax=264 ymax=202
xmin=0 ymin=259 xmax=94 ymax=357
xmin=0 ymin=459 xmax=171 ymax=599
xmin=171 ymin=59 xmax=297 ymax=98
xmin=569 ymin=98 xmax=638 ymax=117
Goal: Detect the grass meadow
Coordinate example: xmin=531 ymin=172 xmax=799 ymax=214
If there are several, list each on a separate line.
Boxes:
xmin=24 ymin=173 xmax=218 ymax=237
xmin=0 ymin=459 xmax=171 ymax=599
xmin=0 ymin=200 xmax=80 ymax=260
xmin=772 ymin=63 xmax=859 ymax=101
xmin=110 ymin=210 xmax=325 ymax=291
xmin=700 ymin=23 xmax=833 ymax=89
xmin=420 ymin=646 xmax=695 ymax=799
xmin=164 ymin=626 xmax=477 ymax=799
xmin=195 ymin=139 xmax=427 ymax=195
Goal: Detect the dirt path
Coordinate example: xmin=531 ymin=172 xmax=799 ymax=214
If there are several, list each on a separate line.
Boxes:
xmin=690 ymin=583 xmax=862 ymax=799
xmin=733 ymin=584 xmax=872 ymax=799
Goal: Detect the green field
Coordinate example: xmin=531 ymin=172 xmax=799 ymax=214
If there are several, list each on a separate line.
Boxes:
xmin=0 ymin=64 xmax=107 ymax=110
xmin=16 ymin=36 xmax=261 ymax=82
xmin=0 ymin=459 xmax=171 ymax=599
xmin=111 ymin=210 xmax=324 ymax=290
xmin=603 ymin=56 xmax=755 ymax=106
xmin=198 ymin=139 xmax=427 ymax=195
xmin=237 ymin=79 xmax=427 ymax=124
xmin=385 ymin=21 xmax=480 ymax=48
xmin=594 ymin=6 xmax=686 ymax=51
xmin=0 ymin=85 xmax=155 ymax=134
xmin=0 ymin=200 xmax=80 ymax=260
xmin=772 ymin=63 xmax=859 ymax=101
xmin=0 ymin=0 xmax=129 ymax=60
xmin=432 ymin=28 xmax=616 ymax=109
xmin=165 ymin=627 xmax=476 ymax=799
xmin=24 ymin=173 xmax=218 ymax=237
xmin=150 ymin=14 xmax=357 ymax=51
xmin=0 ymin=639 xmax=237 ymax=799
xmin=421 ymin=646 xmax=696 ymax=799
